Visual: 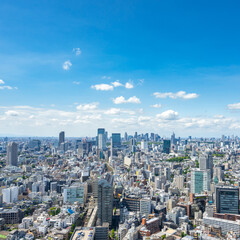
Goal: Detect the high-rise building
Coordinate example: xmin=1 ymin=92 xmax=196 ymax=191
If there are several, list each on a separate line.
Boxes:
xmin=59 ymin=131 xmax=65 ymax=146
xmin=171 ymin=132 xmax=176 ymax=145
xmin=97 ymin=179 xmax=113 ymax=226
xmin=98 ymin=133 xmax=106 ymax=150
xmin=141 ymin=140 xmax=148 ymax=151
xmin=63 ymin=183 xmax=87 ymax=204
xmin=97 ymin=128 xmax=106 ymax=150
xmin=7 ymin=142 xmax=18 ymax=166
xmin=175 ymin=176 xmax=185 ymax=190
xmin=112 ymin=133 xmax=121 ymax=148
xmin=163 ymin=140 xmax=171 ymax=154
xmin=2 ymin=186 xmax=18 ymax=203
xmin=129 ymin=138 xmax=136 ymax=153
xmin=216 ymin=187 xmax=239 ymax=214
xmin=191 ymin=169 xmax=210 ymax=194
xmin=140 ymin=198 xmax=151 ymax=218
xmin=199 ymin=152 xmax=213 ymax=178
xmin=124 ymin=132 xmax=128 ymax=142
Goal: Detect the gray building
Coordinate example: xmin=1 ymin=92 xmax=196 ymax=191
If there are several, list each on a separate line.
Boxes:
xmin=97 ymin=179 xmax=113 ymax=227
xmin=59 ymin=131 xmax=65 ymax=146
xmin=7 ymin=142 xmax=18 ymax=166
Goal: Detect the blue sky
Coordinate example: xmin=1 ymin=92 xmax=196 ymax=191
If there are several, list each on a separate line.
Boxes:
xmin=1 ymin=0 xmax=240 ymax=137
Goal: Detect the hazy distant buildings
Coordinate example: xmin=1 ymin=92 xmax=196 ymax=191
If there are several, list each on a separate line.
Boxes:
xmin=7 ymin=142 xmax=18 ymax=166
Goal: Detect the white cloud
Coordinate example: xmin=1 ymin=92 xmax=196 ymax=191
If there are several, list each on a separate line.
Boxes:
xmin=156 ymin=110 xmax=179 ymax=120
xmin=227 ymin=103 xmax=240 ymax=110
xmin=91 ymin=84 xmax=114 ymax=91
xmin=76 ymin=102 xmax=99 ymax=111
xmin=0 ymin=79 xmax=5 ymax=84
xmin=5 ymin=110 xmax=19 ymax=117
xmin=153 ymin=91 xmax=199 ymax=99
xmin=105 ymin=108 xmax=121 ymax=115
xmin=73 ymin=48 xmax=81 ymax=56
xmin=151 ymin=104 xmax=162 ymax=108
xmin=104 ymin=108 xmax=136 ymax=115
xmin=0 ymin=86 xmax=14 ymax=90
xmin=125 ymin=82 xmax=134 ymax=89
xmin=113 ymin=96 xmax=141 ymax=104
xmin=62 ymin=60 xmax=72 ymax=70
xmin=111 ymin=80 xmax=123 ymax=87
xmin=73 ymin=81 xmax=80 ymax=85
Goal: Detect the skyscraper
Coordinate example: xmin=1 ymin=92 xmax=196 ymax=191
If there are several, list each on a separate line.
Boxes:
xmin=199 ymin=152 xmax=213 ymax=178
xmin=97 ymin=179 xmax=113 ymax=226
xmin=163 ymin=140 xmax=171 ymax=154
xmin=7 ymin=142 xmax=18 ymax=166
xmin=216 ymin=187 xmax=239 ymax=214
xmin=191 ymin=169 xmax=210 ymax=194
xmin=59 ymin=131 xmax=65 ymax=146
xmin=97 ymin=128 xmax=106 ymax=149
xmin=112 ymin=133 xmax=121 ymax=148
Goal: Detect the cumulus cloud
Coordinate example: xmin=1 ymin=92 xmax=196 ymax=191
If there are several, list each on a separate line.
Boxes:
xmin=227 ymin=103 xmax=240 ymax=110
xmin=113 ymin=96 xmax=141 ymax=104
xmin=0 ymin=79 xmax=5 ymax=84
xmin=111 ymin=80 xmax=123 ymax=87
xmin=76 ymin=102 xmax=99 ymax=111
xmin=73 ymin=48 xmax=81 ymax=56
xmin=153 ymin=91 xmax=199 ymax=99
xmin=125 ymin=82 xmax=134 ymax=89
xmin=92 ymin=80 xmax=134 ymax=91
xmin=105 ymin=108 xmax=121 ymax=115
xmin=91 ymin=84 xmax=114 ymax=91
xmin=5 ymin=110 xmax=19 ymax=117
xmin=151 ymin=104 xmax=162 ymax=108
xmin=156 ymin=110 xmax=179 ymax=120
xmin=62 ymin=60 xmax=72 ymax=70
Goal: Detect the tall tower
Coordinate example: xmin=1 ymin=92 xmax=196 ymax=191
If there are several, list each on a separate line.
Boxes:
xmin=97 ymin=179 xmax=113 ymax=226
xmin=59 ymin=131 xmax=65 ymax=146
xmin=7 ymin=142 xmax=18 ymax=166
xmin=199 ymin=152 xmax=213 ymax=178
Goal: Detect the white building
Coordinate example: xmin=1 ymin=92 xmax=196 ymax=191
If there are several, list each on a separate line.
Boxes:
xmin=2 ymin=186 xmax=18 ymax=203
xmin=63 ymin=183 xmax=87 ymax=204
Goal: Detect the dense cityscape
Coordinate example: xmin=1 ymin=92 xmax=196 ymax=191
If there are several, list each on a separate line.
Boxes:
xmin=0 ymin=129 xmax=239 ymax=239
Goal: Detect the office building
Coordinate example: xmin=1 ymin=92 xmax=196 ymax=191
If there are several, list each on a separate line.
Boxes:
xmin=112 ymin=133 xmax=121 ymax=148
xmin=63 ymin=183 xmax=87 ymax=204
xmin=199 ymin=152 xmax=213 ymax=178
xmin=163 ymin=140 xmax=171 ymax=154
xmin=216 ymin=187 xmax=239 ymax=214
xmin=59 ymin=131 xmax=65 ymax=146
xmin=97 ymin=179 xmax=113 ymax=226
xmin=140 ymin=198 xmax=151 ymax=218
xmin=7 ymin=142 xmax=18 ymax=166
xmin=191 ymin=169 xmax=210 ymax=194
xmin=2 ymin=186 xmax=18 ymax=203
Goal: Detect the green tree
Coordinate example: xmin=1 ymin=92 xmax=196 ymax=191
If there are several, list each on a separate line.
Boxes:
xmin=110 ymin=229 xmax=115 ymax=239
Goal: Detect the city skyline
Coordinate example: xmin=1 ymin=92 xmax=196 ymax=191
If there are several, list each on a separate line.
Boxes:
xmin=1 ymin=1 xmax=240 ymax=137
